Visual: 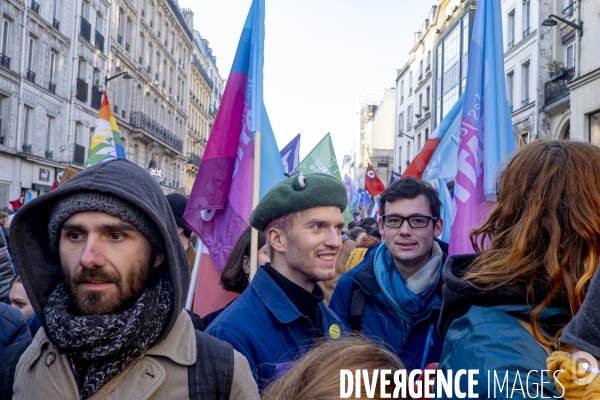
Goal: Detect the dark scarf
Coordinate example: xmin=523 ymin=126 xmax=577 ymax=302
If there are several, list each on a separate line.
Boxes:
xmin=44 ymin=276 xmax=173 ymax=400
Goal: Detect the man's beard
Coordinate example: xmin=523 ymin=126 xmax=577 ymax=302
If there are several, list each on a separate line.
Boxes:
xmin=62 ymin=253 xmax=157 ymax=315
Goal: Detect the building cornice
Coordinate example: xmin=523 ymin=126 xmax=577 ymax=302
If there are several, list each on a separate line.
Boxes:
xmin=568 ymin=67 xmax=600 ymax=90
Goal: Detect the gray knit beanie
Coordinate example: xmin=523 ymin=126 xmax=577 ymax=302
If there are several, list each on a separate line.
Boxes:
xmin=48 ymin=191 xmax=165 ymax=254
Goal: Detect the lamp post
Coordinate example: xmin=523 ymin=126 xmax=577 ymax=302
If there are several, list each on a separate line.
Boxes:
xmin=105 ymin=71 xmax=133 ymax=85
xmin=541 ymin=14 xmax=583 ymax=36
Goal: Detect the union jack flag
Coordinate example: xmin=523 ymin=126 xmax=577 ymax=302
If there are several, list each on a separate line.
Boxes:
xmin=149 ymin=168 xmax=163 ymax=178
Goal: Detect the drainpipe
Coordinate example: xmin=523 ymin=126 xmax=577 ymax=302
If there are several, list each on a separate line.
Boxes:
xmin=15 ymin=2 xmax=28 ymax=153
xmin=575 ymin=0 xmax=581 ymax=80
xmin=61 ymin=0 xmax=82 ymax=153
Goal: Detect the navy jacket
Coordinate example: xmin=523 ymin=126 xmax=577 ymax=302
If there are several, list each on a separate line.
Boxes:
xmin=0 ymin=302 xmax=31 ymax=356
xmin=206 ymin=266 xmax=343 ymax=389
xmin=329 ymin=240 xmax=448 ymax=371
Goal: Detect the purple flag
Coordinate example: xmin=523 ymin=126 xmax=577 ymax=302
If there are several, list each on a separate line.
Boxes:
xmin=280 ymin=133 xmax=301 ymax=174
xmin=449 ymin=0 xmax=516 ymax=255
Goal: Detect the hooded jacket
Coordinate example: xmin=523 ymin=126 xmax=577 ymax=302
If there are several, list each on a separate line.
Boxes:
xmin=7 ymin=159 xmax=259 ymax=400
xmin=0 ymin=230 xmax=14 ymax=304
xmin=436 ymin=254 xmax=568 ymax=399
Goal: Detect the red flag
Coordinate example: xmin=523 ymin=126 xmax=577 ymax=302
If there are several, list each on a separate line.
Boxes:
xmin=365 ymin=164 xmax=385 ymax=196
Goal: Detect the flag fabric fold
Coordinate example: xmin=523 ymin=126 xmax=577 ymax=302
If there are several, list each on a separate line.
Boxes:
xmin=183 ymin=0 xmax=285 ymax=316
xmin=365 ymin=164 xmax=385 ymax=197
xmin=280 ymin=133 xmax=301 ymax=175
xmin=86 ymin=92 xmax=126 ymax=167
xmin=449 ymin=0 xmax=516 ymax=255
xmin=343 ymin=175 xmax=359 ymax=212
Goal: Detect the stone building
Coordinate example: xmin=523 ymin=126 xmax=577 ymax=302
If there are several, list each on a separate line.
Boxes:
xmin=0 ymin=0 xmax=76 ymax=207
xmin=106 ymin=0 xmax=194 ymax=194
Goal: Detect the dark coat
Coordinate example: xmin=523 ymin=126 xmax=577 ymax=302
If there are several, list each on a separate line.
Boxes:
xmin=0 ymin=302 xmax=30 ymax=355
xmin=206 ymin=267 xmax=344 ymax=390
xmin=329 ymin=240 xmax=448 ymax=371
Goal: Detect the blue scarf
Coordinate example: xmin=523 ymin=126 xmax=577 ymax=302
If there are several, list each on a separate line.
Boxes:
xmin=374 ymin=242 xmax=442 ymax=324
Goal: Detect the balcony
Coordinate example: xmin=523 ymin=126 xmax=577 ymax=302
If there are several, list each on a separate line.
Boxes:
xmin=80 ymin=17 xmax=91 ymax=43
xmin=188 ymin=153 xmax=201 ymax=168
xmin=418 ymin=74 xmax=423 ymax=82
xmin=544 ymin=67 xmax=575 ymax=107
xmin=76 ymin=78 xmax=88 ymax=102
xmin=0 ymin=54 xmax=10 ymax=72
xmin=22 ymin=144 xmax=32 ymax=153
xmin=158 ymin=30 xmax=161 ymax=38
xmin=563 ymin=2 xmax=576 ymax=18
xmin=121 ymin=110 xmax=126 ymax=119
xmin=118 ymin=34 xmax=122 ymax=45
xmin=125 ymin=43 xmax=130 ymax=52
xmin=508 ymin=39 xmax=514 ymax=49
xmin=191 ymin=55 xmax=214 ymax=90
xmin=522 ymin=26 xmax=531 ymax=37
xmin=114 ymin=105 xmax=119 ymax=114
xmin=95 ymin=30 xmax=104 ymax=52
xmin=147 ymin=65 xmax=151 ymax=74
xmin=91 ymin=85 xmax=102 ymax=110
xmin=48 ymin=82 xmax=56 ymax=94
xmin=130 ymin=111 xmax=183 ymax=152
xmin=141 ymin=9 xmax=145 ymax=17
xmin=45 ymin=150 xmax=53 ymax=159
xmin=30 ymin=0 xmax=39 ymax=14
xmin=164 ymin=39 xmax=168 ymax=47
xmin=139 ymin=56 xmax=143 ymax=64
xmin=25 ymin=69 xmax=36 ymax=84
xmin=53 ymin=19 xmax=60 ymax=30
xmin=150 ymin=20 xmax=154 ymax=28
xmin=209 ymin=105 xmax=218 ymax=116
xmin=73 ymin=143 xmax=85 ymax=166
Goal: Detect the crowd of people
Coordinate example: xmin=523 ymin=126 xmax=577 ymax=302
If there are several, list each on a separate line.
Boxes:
xmin=0 ymin=138 xmax=600 ymax=399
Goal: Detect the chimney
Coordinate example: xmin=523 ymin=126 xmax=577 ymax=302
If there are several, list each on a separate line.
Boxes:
xmin=182 ymin=8 xmax=194 ymax=31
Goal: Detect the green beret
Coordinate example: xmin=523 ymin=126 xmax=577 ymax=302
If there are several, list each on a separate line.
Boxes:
xmin=249 ymin=173 xmax=348 ymax=231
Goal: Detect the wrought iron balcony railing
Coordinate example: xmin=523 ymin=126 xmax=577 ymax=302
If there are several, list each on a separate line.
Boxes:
xmin=48 ymin=82 xmax=56 ymax=94
xmin=53 ymin=19 xmax=60 ymax=30
xmin=91 ymin=85 xmax=102 ymax=110
xmin=130 ymin=111 xmax=183 ymax=152
xmin=544 ymin=67 xmax=575 ymax=106
xmin=30 ymin=0 xmax=40 ymax=14
xmin=95 ymin=30 xmax=104 ymax=52
xmin=0 ymin=53 xmax=10 ymax=69
xmin=76 ymin=78 xmax=88 ymax=102
xmin=188 ymin=153 xmax=201 ymax=168
xmin=80 ymin=17 xmax=91 ymax=42
xmin=25 ymin=69 xmax=36 ymax=83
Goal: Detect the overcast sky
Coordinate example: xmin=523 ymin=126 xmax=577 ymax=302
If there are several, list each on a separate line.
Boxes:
xmin=177 ymin=0 xmax=435 ymax=164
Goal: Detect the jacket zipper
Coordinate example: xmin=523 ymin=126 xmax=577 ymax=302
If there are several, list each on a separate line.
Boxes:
xmin=55 ymin=346 xmax=78 ymax=400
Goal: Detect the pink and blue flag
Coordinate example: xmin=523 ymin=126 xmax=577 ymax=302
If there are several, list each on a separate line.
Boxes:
xmin=280 ymin=133 xmax=301 ymax=174
xmin=183 ymin=0 xmax=285 ymax=316
xmin=449 ymin=0 xmax=516 ymax=255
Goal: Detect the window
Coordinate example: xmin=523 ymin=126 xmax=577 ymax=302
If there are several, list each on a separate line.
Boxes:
xmin=507 ymin=9 xmax=515 ymax=48
xmin=398 ymin=112 xmax=404 ymax=135
xmin=400 ymin=80 xmax=404 ymax=103
xmin=407 ymin=105 xmax=413 ymax=130
xmin=118 ymin=10 xmax=124 ymax=40
xmin=407 ymin=142 xmax=412 ymax=163
xmin=590 ymin=112 xmax=600 ymax=146
xmin=27 ymin=37 xmax=34 ymax=71
xmin=506 ymin=71 xmax=514 ymax=110
xmin=409 ymin=71 xmax=413 ymax=94
xmin=518 ymin=131 xmax=530 ymax=148
xmin=425 ymin=128 xmax=429 ymax=141
xmin=565 ymin=41 xmax=576 ymax=70
xmin=398 ymin=146 xmax=403 ymax=170
xmin=417 ymin=133 xmax=422 ymax=151
xmin=522 ymin=0 xmax=531 ymax=37
xmin=75 ymin=122 xmax=84 ymax=145
xmin=1 ymin=20 xmax=9 ymax=56
xmin=521 ymin=62 xmax=530 ymax=105
xmin=23 ymin=106 xmax=32 ymax=145
xmin=49 ymin=52 xmax=56 ymax=84
xmin=426 ymin=51 xmax=431 ymax=70
xmin=425 ymin=86 xmax=430 ymax=109
xmin=564 ymin=0 xmax=576 ymax=18
xmin=46 ymin=116 xmax=53 ymax=151
xmin=418 ymin=94 xmax=423 ymax=116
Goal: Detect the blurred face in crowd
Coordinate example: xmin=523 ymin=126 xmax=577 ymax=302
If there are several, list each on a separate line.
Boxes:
xmin=59 ymin=211 xmax=164 ymax=315
xmin=356 ymin=232 xmax=367 ymax=246
xmin=268 ymin=206 xmax=344 ymax=290
xmin=379 ymin=194 xmax=443 ymax=280
xmin=242 ymin=244 xmax=270 ymax=275
xmin=9 ymin=281 xmax=34 ymax=319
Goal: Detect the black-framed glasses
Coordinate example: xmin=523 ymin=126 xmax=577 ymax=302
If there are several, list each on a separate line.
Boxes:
xmin=381 ymin=214 xmax=438 ymax=229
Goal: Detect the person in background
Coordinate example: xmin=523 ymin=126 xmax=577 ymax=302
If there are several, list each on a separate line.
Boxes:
xmin=347 ymin=221 xmax=358 ymax=230
xmin=262 ymin=336 xmax=410 ymax=400
xmin=202 ymin=226 xmax=270 ymax=326
xmin=348 ymin=227 xmax=367 ymax=246
xmin=0 ymin=225 xmax=14 ymax=303
xmin=436 ymin=140 xmax=600 ymax=398
xmin=318 ymin=228 xmax=357 ymax=306
xmin=330 ymin=177 xmax=447 ymax=371
xmin=361 ymin=217 xmax=377 ymax=232
xmin=0 ymin=302 xmax=30 ymax=355
xmin=166 ymin=193 xmax=196 ymax=273
xmin=9 ymin=274 xmax=42 ymax=336
xmin=206 ymin=173 xmax=348 ymax=390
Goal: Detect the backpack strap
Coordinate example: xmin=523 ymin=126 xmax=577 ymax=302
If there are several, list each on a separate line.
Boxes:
xmin=0 ymin=339 xmax=32 ymax=399
xmin=349 ymin=289 xmax=367 ymax=331
xmin=188 ymin=330 xmax=234 ymax=400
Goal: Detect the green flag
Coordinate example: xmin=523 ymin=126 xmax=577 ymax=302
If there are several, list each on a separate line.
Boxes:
xmin=38 ymin=186 xmax=45 ymax=196
xmin=295 ymin=133 xmax=352 ymax=224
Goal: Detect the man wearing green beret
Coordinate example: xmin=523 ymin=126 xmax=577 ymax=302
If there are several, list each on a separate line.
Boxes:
xmin=205 ymin=173 xmax=347 ymax=390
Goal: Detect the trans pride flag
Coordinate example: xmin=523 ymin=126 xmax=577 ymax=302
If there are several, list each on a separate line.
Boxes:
xmin=86 ymin=92 xmax=126 ymax=167
xmin=183 ymin=0 xmax=285 ymax=316
xmin=449 ymin=0 xmax=516 ymax=255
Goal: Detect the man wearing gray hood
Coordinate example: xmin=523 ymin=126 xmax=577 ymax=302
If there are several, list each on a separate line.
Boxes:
xmin=2 ymin=159 xmax=259 ymax=400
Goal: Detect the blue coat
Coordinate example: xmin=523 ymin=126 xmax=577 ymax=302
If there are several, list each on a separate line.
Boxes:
xmin=0 ymin=302 xmax=31 ymax=356
xmin=329 ymin=241 xmax=448 ymax=371
xmin=436 ymin=305 xmax=564 ymax=399
xmin=206 ymin=267 xmax=343 ymax=389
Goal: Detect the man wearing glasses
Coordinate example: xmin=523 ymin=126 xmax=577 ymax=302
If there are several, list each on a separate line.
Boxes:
xmin=330 ymin=177 xmax=448 ymax=371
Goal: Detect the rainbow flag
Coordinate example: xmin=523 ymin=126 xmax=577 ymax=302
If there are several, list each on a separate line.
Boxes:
xmin=86 ymin=92 xmax=126 ymax=167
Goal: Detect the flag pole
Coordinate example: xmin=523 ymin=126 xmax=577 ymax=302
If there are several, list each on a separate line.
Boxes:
xmin=249 ymin=130 xmax=262 ymax=281
xmin=185 ymin=239 xmax=203 ymax=310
